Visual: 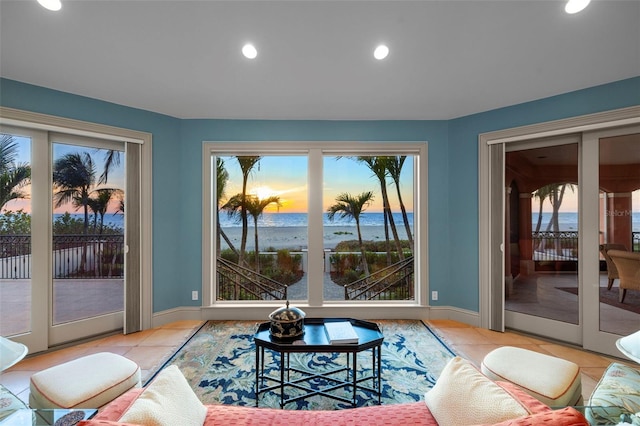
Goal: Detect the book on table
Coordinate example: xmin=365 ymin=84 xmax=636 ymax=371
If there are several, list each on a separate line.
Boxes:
xmin=324 ymin=321 xmax=359 ymax=344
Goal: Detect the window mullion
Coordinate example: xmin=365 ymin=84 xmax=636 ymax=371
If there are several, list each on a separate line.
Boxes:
xmin=307 ymin=148 xmax=324 ymax=306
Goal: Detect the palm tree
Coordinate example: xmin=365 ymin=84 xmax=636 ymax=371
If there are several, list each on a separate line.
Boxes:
xmin=86 ymin=188 xmax=122 ymax=276
xmin=327 ymin=191 xmax=374 ymax=276
xmin=88 ymin=188 xmax=123 ymax=234
xmin=534 ymin=183 xmax=574 ymax=255
xmin=116 ymin=198 xmax=125 ymax=215
xmin=545 ymin=183 xmax=574 ymax=256
xmin=236 ymin=156 xmax=261 ymax=265
xmin=98 ymin=149 xmax=121 ymax=185
xmin=53 ymin=152 xmax=97 ymax=235
xmin=533 ymin=185 xmax=553 ymax=235
xmin=357 ymin=156 xmax=404 ymax=262
xmin=246 ymin=194 xmax=281 ymax=269
xmin=215 ymin=157 xmax=239 ymax=256
xmin=0 ymin=135 xmax=31 ymax=210
xmin=386 ymin=156 xmax=413 ymax=252
xmin=53 ymin=152 xmax=97 ymax=273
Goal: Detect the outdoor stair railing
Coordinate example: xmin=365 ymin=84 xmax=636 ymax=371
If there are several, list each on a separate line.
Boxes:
xmin=216 ymin=257 xmax=288 ymax=301
xmin=344 ymin=256 xmax=414 ymax=301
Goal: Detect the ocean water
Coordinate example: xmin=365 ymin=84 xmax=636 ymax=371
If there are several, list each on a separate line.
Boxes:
xmin=532 ymin=212 xmax=640 ymax=232
xmin=218 ymin=212 xmax=414 ymax=228
xmin=3 ymin=211 xmax=639 ymax=232
xmin=52 ymin=213 xmax=124 ymax=230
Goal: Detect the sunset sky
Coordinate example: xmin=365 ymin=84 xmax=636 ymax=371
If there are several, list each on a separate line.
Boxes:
xmin=3 ymin=135 xmax=639 ymax=216
xmin=3 ymin=136 xmax=125 ymax=214
xmin=219 ymin=155 xmax=415 ymax=214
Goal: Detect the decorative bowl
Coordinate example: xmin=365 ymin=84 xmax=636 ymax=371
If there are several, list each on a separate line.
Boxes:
xmin=268 ymin=301 xmax=306 ymax=340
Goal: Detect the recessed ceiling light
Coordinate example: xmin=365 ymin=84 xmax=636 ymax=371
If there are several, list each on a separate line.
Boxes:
xmin=565 ymin=0 xmax=591 ymax=14
xmin=37 ymin=0 xmax=62 ymax=11
xmin=242 ymin=44 xmax=258 ymax=59
xmin=374 ymin=44 xmax=389 ymax=60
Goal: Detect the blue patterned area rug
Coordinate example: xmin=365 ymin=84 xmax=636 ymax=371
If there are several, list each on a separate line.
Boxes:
xmin=157 ymin=320 xmax=456 ymax=410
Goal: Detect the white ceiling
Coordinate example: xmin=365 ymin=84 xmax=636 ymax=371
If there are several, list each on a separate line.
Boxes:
xmin=1 ymin=0 xmax=638 ymax=120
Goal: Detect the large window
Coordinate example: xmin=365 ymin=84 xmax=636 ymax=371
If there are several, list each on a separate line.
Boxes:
xmin=204 ymin=142 xmax=427 ymax=307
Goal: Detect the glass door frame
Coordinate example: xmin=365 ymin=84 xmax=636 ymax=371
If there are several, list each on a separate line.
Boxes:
xmin=0 ymin=125 xmax=49 ymax=353
xmin=581 ymin=124 xmax=640 ymax=356
xmin=49 ymin=134 xmax=126 ymax=346
xmin=0 ymin=107 xmax=153 ymax=354
xmin=502 ymin=135 xmax=582 ymax=346
xmin=478 ymin=105 xmax=640 ymax=357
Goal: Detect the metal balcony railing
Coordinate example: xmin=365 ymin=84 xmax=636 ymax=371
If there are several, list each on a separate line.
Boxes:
xmin=532 ymin=231 xmax=579 ymax=261
xmin=0 ymin=234 xmax=124 ymax=279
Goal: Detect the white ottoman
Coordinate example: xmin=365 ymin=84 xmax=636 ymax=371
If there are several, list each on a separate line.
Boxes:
xmin=30 ymin=352 xmax=141 ymax=409
xmin=481 ymin=346 xmax=582 ymax=407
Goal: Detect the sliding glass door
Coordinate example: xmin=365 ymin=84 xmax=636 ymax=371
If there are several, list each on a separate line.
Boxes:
xmin=0 ymin=126 xmax=129 ymax=351
xmin=49 ymin=135 xmax=125 ymax=345
xmin=0 ymin=130 xmax=36 ymax=339
xmin=503 ymin=136 xmax=582 ymax=344
xmin=492 ymin=124 xmax=640 ymax=356
xmin=596 ymin=132 xmax=640 ymax=337
xmin=582 ymin=126 xmax=640 ymax=354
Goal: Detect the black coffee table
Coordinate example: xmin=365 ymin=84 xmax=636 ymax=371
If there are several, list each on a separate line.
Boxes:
xmin=254 ymin=318 xmax=384 ymax=408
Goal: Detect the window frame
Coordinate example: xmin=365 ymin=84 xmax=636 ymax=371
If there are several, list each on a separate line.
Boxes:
xmin=202 ymin=141 xmax=429 ymax=312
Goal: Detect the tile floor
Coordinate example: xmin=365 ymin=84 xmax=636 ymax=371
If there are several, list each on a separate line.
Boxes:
xmin=0 ymin=320 xmax=203 ymax=405
xmin=0 ymin=319 xmax=634 ymax=406
xmin=424 ymin=319 xmax=635 ymax=403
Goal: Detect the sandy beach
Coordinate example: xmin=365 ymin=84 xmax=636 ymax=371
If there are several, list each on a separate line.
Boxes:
xmin=219 ymin=225 xmax=412 ymax=251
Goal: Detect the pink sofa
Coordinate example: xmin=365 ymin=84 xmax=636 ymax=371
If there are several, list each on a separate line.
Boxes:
xmin=79 ymin=381 xmax=588 ymax=426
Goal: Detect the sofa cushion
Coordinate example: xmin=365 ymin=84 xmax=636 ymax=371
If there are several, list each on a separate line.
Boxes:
xmin=92 ymin=381 xmax=549 ymax=426
xmin=482 ymin=407 xmax=588 ymax=426
xmin=93 ymin=388 xmax=145 ymax=422
xmin=424 ymin=356 xmax=530 ymax=426
xmin=87 ymin=358 xmax=590 ymax=426
xmin=29 ymin=352 xmax=141 ymax=409
xmin=481 ymin=346 xmax=582 ymax=407
xmin=119 ymin=365 xmax=206 ymax=426
xmin=586 ymin=362 xmax=640 ymax=425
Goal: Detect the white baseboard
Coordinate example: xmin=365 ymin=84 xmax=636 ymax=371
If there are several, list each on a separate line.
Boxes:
xmin=151 ymin=305 xmax=480 ymax=328
xmin=152 ymin=306 xmax=202 ymax=328
xmin=425 ymin=306 xmax=480 ymax=327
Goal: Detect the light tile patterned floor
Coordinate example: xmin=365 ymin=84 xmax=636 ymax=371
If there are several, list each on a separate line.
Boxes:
xmin=424 ymin=319 xmax=635 ymax=403
xmin=0 ymin=320 xmax=203 ymax=404
xmin=0 ymin=319 xmax=634 ymax=406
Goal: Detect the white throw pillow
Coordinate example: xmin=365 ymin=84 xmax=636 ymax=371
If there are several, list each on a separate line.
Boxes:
xmin=424 ymin=356 xmax=529 ymax=426
xmin=120 ymin=365 xmax=206 ymax=426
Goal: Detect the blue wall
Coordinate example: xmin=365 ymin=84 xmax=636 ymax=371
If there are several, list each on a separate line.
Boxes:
xmin=445 ymin=77 xmax=640 ymax=310
xmin=179 ymin=120 xmax=450 ymax=312
xmin=1 ymin=77 xmax=638 ymax=313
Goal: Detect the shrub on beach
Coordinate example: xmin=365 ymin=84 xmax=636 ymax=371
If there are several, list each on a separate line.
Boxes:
xmin=334 ymin=239 xmax=412 ymax=252
xmin=220 ymin=248 xmax=303 ymax=286
xmin=330 ymin=240 xmax=413 ymax=286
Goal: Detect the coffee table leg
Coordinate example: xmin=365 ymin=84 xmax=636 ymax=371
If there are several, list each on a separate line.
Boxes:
xmin=346 ymin=353 xmax=350 ymax=380
xmin=377 ymin=345 xmax=382 ymax=404
xmin=280 ymin=351 xmax=285 ymax=408
xmin=255 ymin=345 xmax=260 ymax=407
xmin=352 ymin=351 xmax=357 ymax=407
